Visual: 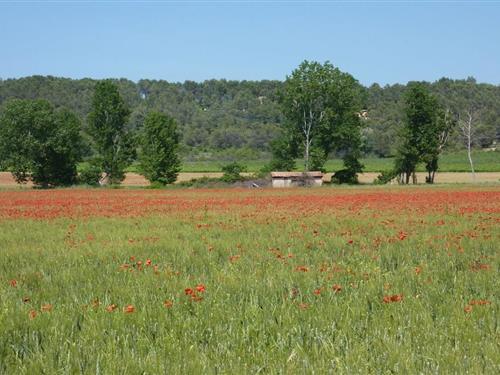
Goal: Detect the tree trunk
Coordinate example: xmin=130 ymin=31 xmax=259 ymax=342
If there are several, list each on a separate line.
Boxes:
xmin=304 ymin=135 xmax=310 ymax=172
xmin=464 ymin=111 xmax=476 ymax=183
xmin=467 ymin=139 xmax=476 ymax=182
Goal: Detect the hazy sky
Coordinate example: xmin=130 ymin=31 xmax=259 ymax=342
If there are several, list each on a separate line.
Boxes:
xmin=1 ymin=1 xmax=499 ymax=85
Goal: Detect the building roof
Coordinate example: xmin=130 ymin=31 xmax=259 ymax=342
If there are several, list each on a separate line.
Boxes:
xmin=271 ymin=171 xmax=323 ymax=178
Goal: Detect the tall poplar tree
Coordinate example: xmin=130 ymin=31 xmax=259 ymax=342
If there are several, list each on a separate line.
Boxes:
xmin=138 ymin=112 xmax=180 ymax=185
xmin=395 ymin=82 xmax=451 ymax=184
xmin=87 ymin=81 xmax=134 ymax=184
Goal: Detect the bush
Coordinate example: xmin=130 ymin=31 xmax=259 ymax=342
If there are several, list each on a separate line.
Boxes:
xmin=221 ymin=162 xmax=247 ymax=183
xmin=374 ymin=169 xmax=398 ymax=185
xmin=78 ymin=164 xmax=102 ymax=186
xmin=332 ymin=169 xmax=359 ymax=184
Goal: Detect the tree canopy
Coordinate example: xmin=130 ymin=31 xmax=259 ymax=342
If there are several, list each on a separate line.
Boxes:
xmin=0 ymin=99 xmax=82 ymax=187
xmin=138 ymin=112 xmax=181 ymax=185
xmin=87 ymin=80 xmax=134 ymax=184
xmin=278 ymin=61 xmax=364 ymax=181
xmin=394 ymin=83 xmax=452 ymax=184
xmin=0 ymin=75 xmax=498 ymax=162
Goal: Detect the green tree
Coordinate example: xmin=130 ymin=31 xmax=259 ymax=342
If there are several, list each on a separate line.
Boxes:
xmin=87 ymin=81 xmax=134 ymax=184
xmin=221 ymin=162 xmax=247 ymax=183
xmin=279 ymin=61 xmax=364 ymax=180
xmin=138 ymin=112 xmax=181 ymax=185
xmin=395 ymin=83 xmax=450 ymax=184
xmin=266 ymin=135 xmax=299 ymax=172
xmin=0 ymin=99 xmax=82 ymax=187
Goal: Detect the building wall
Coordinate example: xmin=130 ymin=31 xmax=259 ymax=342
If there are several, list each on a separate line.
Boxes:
xmin=272 ymin=178 xmax=322 ymax=188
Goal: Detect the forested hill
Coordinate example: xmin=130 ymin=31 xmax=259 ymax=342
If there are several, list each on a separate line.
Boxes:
xmin=0 ymin=76 xmax=498 ymax=158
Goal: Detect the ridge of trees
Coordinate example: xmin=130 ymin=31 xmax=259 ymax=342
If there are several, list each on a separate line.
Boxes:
xmin=0 ymin=75 xmax=498 ymax=159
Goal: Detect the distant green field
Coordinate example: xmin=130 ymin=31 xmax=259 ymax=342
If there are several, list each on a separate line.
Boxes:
xmin=173 ymin=150 xmax=500 ymax=173
xmin=89 ymin=150 xmax=498 ymax=174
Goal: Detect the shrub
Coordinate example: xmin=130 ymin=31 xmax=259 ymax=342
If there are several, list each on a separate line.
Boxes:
xmin=374 ymin=169 xmax=398 ymax=185
xmin=78 ymin=164 xmax=102 ymax=186
xmin=332 ymin=169 xmax=359 ymax=184
xmin=221 ymin=162 xmax=247 ymax=183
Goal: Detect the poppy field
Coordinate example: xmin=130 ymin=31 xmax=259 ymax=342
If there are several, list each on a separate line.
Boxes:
xmin=0 ymin=186 xmax=498 ymax=373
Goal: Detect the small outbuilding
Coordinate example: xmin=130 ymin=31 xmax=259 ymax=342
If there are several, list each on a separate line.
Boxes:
xmin=271 ymin=172 xmax=323 ymax=188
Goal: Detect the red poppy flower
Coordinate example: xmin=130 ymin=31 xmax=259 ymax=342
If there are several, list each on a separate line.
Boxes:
xmin=185 ymin=288 xmax=194 ymax=295
xmin=313 ymin=288 xmax=322 ymax=295
xmin=469 ymin=299 xmax=491 ymax=306
xmin=295 ymin=266 xmax=309 ymax=272
xmin=123 ymin=305 xmax=135 ymax=313
xmin=383 ymin=294 xmax=403 ymax=303
xmin=106 ymin=304 xmax=118 ymax=312
xmin=464 ymin=305 xmax=473 ymax=313
xmin=195 ymin=284 xmax=206 ymax=293
xmin=163 ymin=300 xmax=173 ymax=308
xmin=29 ymin=310 xmax=37 ymax=320
xmin=9 ymin=279 xmax=17 ymax=287
xmin=332 ymin=284 xmax=342 ymax=293
xmin=390 ymin=294 xmax=403 ymax=302
xmin=145 ymin=259 xmax=152 ymax=266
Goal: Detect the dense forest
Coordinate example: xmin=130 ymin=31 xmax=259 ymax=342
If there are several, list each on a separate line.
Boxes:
xmin=0 ymin=76 xmax=498 ymax=160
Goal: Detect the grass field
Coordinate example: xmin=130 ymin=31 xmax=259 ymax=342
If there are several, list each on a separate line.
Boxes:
xmin=175 ymin=150 xmax=500 ymax=173
xmin=0 ymin=187 xmax=498 ymax=373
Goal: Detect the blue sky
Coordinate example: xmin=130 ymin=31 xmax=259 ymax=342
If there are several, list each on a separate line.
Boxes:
xmin=1 ymin=1 xmax=499 ymax=85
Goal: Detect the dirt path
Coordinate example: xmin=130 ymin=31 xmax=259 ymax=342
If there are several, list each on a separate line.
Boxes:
xmin=0 ymin=171 xmax=498 ymax=188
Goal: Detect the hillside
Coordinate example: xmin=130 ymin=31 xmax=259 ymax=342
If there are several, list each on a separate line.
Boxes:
xmin=0 ymin=76 xmax=498 ymax=160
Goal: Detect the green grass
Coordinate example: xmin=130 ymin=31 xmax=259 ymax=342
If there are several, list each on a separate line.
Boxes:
xmin=180 ymin=150 xmax=500 ymax=173
xmin=0 ymin=187 xmax=498 ymax=373
xmin=80 ymin=150 xmax=499 ymax=174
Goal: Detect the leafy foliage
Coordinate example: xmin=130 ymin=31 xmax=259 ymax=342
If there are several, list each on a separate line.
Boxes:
xmin=279 ymin=61 xmax=364 ymax=179
xmin=0 ymin=99 xmax=82 ymax=187
xmin=138 ymin=112 xmax=181 ymax=185
xmin=78 ymin=164 xmax=102 ymax=186
xmin=394 ymin=83 xmax=451 ymax=184
xmin=0 ymin=76 xmax=498 ymax=165
xmin=87 ymin=81 xmax=134 ymax=184
xmin=265 ymin=136 xmax=299 ymax=172
xmin=221 ymin=162 xmax=247 ymax=183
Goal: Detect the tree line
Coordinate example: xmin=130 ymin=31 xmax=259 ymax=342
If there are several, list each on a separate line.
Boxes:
xmin=0 ymin=63 xmax=498 ymax=187
xmin=0 ymin=74 xmax=498 ymax=158
xmin=0 ymin=81 xmax=180 ymax=187
xmin=266 ymin=61 xmax=481 ymax=184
